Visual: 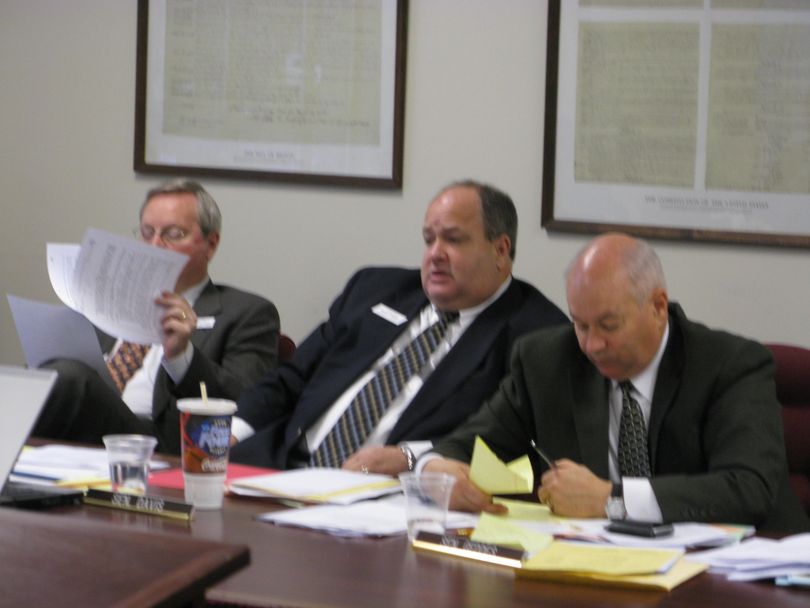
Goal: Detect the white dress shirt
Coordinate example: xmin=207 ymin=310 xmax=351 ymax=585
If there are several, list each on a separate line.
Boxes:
xmin=232 ymin=277 xmax=513 ymax=462
xmin=111 ymin=279 xmax=208 ymax=419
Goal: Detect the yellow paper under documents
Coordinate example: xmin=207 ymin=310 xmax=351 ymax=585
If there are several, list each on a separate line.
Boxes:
xmin=493 ymin=497 xmax=556 ymax=521
xmin=471 ymin=512 xmax=553 ymax=554
xmin=518 ymin=556 xmax=708 ymax=591
xmin=469 ymin=436 xmax=533 ymax=494
xmin=522 ymin=541 xmax=682 ymax=576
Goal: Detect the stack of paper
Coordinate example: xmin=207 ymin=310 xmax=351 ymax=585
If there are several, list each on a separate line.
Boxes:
xmin=689 ymin=533 xmax=810 ymax=582
xmin=13 ymin=444 xmax=169 ymax=488
xmin=256 ymin=494 xmax=478 ymax=538
xmin=517 ymin=542 xmax=708 ymax=590
xmin=229 ymin=468 xmax=401 ymax=505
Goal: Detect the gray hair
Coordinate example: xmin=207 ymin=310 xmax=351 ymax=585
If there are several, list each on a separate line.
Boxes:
xmin=440 ymin=179 xmax=518 ymax=260
xmin=621 ymin=239 xmax=666 ymax=302
xmin=140 ymin=178 xmax=222 ymax=236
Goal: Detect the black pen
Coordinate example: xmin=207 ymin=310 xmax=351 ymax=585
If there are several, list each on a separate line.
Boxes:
xmin=529 ymin=439 xmax=556 ymax=470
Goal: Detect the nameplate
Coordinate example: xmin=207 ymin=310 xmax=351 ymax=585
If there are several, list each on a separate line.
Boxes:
xmin=83 ymin=489 xmax=195 ymax=521
xmin=371 ymin=303 xmax=407 ymax=326
xmin=411 ymin=531 xmax=526 ymax=569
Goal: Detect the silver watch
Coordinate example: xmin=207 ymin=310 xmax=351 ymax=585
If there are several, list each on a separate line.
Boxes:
xmin=605 ymin=482 xmax=626 ymax=520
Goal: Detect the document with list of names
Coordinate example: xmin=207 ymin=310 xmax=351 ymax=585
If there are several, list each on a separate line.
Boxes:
xmin=46 ymin=228 xmax=188 ymax=344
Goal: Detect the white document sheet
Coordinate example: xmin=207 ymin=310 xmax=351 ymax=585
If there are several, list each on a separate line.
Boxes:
xmin=7 ymin=295 xmax=114 ymax=388
xmin=46 ymin=243 xmax=80 ymax=307
xmin=256 ymin=494 xmax=478 ymax=538
xmin=47 ymin=229 xmax=188 ymax=344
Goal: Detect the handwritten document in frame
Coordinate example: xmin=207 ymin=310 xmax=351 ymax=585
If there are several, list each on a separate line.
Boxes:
xmin=542 ymin=0 xmax=810 ymax=247
xmin=134 ymin=0 xmax=408 ymax=188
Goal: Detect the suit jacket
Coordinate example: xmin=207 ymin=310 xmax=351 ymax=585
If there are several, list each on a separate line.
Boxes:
xmin=435 ymin=303 xmax=809 ymax=533
xmin=230 ymin=267 xmax=568 ymax=468
xmin=100 ymin=281 xmax=279 ymax=453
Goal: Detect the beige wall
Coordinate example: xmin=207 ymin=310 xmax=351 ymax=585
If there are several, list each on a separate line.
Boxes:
xmin=1 ymin=0 xmax=808 ymax=366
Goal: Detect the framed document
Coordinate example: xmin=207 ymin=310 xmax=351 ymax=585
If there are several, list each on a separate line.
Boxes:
xmin=542 ymin=0 xmax=810 ymax=247
xmin=134 ymin=0 xmax=408 ymax=188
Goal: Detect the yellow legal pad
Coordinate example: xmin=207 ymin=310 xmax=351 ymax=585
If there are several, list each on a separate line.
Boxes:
xmin=469 ymin=436 xmax=533 ymax=495
xmin=517 ymin=542 xmax=708 ymax=591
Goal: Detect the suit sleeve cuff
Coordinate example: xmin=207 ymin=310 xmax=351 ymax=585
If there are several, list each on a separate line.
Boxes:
xmin=162 ymin=342 xmax=194 ymax=384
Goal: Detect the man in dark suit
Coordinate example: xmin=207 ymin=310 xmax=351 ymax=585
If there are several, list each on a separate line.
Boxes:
xmin=229 ymin=180 xmax=568 ymax=474
xmin=33 ymin=179 xmax=279 ymax=454
xmin=425 ymin=233 xmax=808 ymax=532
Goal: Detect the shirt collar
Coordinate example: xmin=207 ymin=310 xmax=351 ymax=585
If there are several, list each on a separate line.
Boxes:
xmin=182 ymin=277 xmax=209 ymax=307
xmin=615 ymin=322 xmax=670 ymax=402
xmin=436 ymin=275 xmax=512 ymax=323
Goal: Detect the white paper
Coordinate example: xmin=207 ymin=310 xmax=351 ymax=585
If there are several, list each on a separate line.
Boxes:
xmin=258 ymin=501 xmax=409 ymax=537
xmin=7 ymin=295 xmax=114 ymax=388
xmin=49 ymin=229 xmax=188 ymax=344
xmin=46 ymin=243 xmax=80 ymax=307
xmin=13 ymin=444 xmax=169 ymax=485
xmin=688 ymin=533 xmax=810 ymax=581
xmin=229 ymin=467 xmax=401 ymax=505
xmin=256 ymin=493 xmax=478 ymax=538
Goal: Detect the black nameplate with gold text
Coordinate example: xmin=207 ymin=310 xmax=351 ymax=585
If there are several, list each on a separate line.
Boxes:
xmin=412 ymin=531 xmax=526 ymax=568
xmin=83 ymin=489 xmax=194 ymax=521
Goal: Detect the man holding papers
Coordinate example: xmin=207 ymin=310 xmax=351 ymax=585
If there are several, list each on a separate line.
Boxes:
xmin=33 ymin=179 xmax=279 ymax=454
xmin=426 ymin=233 xmax=809 ymax=532
xmin=230 ymin=180 xmax=567 ymax=474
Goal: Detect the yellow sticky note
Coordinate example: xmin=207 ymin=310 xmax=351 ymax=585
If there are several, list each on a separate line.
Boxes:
xmin=471 ymin=512 xmax=553 ymax=554
xmin=522 ymin=542 xmax=682 ymax=576
xmin=469 ymin=436 xmax=533 ymax=494
xmin=493 ymin=497 xmax=555 ymax=521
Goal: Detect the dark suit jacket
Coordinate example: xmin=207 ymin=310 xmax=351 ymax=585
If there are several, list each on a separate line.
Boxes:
xmin=230 ymin=267 xmax=568 ymax=468
xmin=100 ymin=281 xmax=279 ymax=453
xmin=435 ymin=303 xmax=809 ymax=532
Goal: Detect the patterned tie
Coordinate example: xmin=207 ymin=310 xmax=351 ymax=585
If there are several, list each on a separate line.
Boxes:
xmin=618 ymin=381 xmax=652 ymax=477
xmin=311 ymin=310 xmax=459 ymax=468
xmin=106 ymin=341 xmax=150 ymax=393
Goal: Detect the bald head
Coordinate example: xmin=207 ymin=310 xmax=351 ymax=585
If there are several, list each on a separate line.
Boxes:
xmin=565 ymin=233 xmax=669 ymax=381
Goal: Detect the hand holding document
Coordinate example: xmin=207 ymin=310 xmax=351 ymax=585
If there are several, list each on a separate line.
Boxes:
xmin=47 ymin=228 xmax=188 ymax=344
xmin=469 ymin=436 xmax=533 ymax=495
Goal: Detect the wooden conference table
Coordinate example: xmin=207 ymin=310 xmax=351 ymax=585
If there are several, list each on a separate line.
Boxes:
xmin=0 ymin=506 xmax=248 ymax=607
xmin=29 ymin=461 xmax=806 ymax=608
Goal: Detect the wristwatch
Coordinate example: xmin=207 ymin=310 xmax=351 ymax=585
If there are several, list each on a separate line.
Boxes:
xmin=398 ymin=443 xmax=416 ymax=472
xmin=605 ymin=482 xmax=627 ymax=521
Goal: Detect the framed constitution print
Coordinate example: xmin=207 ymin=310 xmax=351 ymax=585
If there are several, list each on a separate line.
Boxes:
xmin=542 ymin=0 xmax=810 ymax=247
xmin=134 ymin=0 xmax=408 ymax=188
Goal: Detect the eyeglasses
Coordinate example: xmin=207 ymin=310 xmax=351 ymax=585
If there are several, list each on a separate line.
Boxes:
xmin=134 ymin=225 xmax=191 ymax=244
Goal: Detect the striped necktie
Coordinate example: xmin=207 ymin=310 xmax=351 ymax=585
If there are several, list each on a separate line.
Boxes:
xmin=311 ymin=310 xmax=459 ymax=468
xmin=106 ymin=341 xmax=150 ymax=393
xmin=618 ymin=381 xmax=652 ymax=477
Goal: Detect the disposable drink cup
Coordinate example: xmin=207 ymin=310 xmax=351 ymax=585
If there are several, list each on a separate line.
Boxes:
xmin=398 ymin=472 xmax=456 ymax=542
xmin=177 ymin=398 xmax=237 ymax=510
xmin=102 ymin=434 xmax=158 ymax=495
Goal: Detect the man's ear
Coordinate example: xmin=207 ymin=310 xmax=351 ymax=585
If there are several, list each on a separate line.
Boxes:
xmin=206 ymin=231 xmax=221 ymax=260
xmin=650 ymin=288 xmax=669 ymax=321
xmin=493 ymin=234 xmax=511 ymax=264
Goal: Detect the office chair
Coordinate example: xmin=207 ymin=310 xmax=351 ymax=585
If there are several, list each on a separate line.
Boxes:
xmin=765 ymin=343 xmax=810 ymax=513
xmin=279 ymin=333 xmax=296 ymax=363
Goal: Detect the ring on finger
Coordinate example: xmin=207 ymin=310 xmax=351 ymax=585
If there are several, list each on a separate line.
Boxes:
xmin=361 ymin=465 xmax=369 ymax=475
xmin=180 ymin=311 xmax=188 ymax=320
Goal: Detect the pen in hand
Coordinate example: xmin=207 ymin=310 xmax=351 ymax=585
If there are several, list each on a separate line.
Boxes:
xmin=529 ymin=439 xmax=556 ymax=470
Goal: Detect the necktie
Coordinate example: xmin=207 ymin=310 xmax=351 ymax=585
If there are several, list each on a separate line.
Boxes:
xmin=106 ymin=342 xmax=150 ymax=393
xmin=311 ymin=310 xmax=459 ymax=468
xmin=617 ymin=381 xmax=651 ymax=477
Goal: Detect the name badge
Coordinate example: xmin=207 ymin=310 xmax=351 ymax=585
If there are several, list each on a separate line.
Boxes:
xmin=196 ymin=316 xmax=216 ymax=329
xmin=371 ymin=303 xmax=407 ymax=326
